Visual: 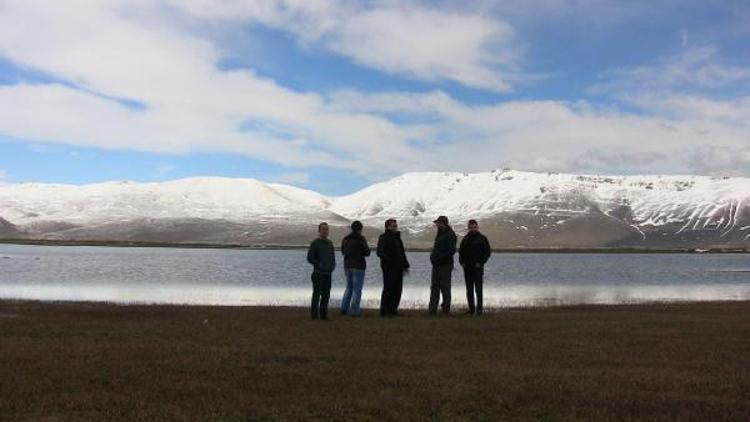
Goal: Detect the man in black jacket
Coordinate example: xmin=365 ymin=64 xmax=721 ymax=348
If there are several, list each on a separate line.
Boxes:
xmin=429 ymin=216 xmax=457 ymax=315
xmin=306 ymin=222 xmax=335 ymax=320
xmin=458 ymin=219 xmax=492 ymax=315
xmin=377 ymin=218 xmax=410 ymax=317
xmin=340 ymin=220 xmax=370 ymax=316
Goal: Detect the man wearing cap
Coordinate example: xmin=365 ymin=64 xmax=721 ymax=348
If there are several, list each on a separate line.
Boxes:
xmin=458 ymin=219 xmax=492 ymax=315
xmin=429 ymin=216 xmax=457 ymax=315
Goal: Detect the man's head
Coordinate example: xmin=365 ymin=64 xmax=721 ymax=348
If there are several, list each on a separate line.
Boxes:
xmin=318 ymin=222 xmax=329 ymax=239
xmin=350 ymin=220 xmax=363 ymax=233
xmin=433 ymin=215 xmax=449 ymax=231
xmin=468 ymin=219 xmax=479 ymax=233
xmin=385 ymin=218 xmax=398 ymax=232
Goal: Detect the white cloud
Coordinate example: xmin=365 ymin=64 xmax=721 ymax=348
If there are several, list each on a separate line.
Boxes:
xmin=168 ymin=0 xmax=523 ymax=92
xmin=0 ymin=0 xmax=417 ymax=174
xmin=28 ymin=144 xmax=67 ymax=154
xmin=621 ymin=94 xmax=750 ymax=124
xmin=691 ymin=146 xmax=750 ymax=175
xmin=590 ymin=46 xmax=750 ymax=95
xmin=680 ymin=28 xmax=689 ymax=48
xmin=326 ymin=7 xmax=518 ymax=92
xmin=573 ymin=44 xmax=750 ymax=174
xmin=273 ymin=171 xmax=311 ymax=185
xmin=0 ymin=0 xmax=748 ymax=181
xmin=571 ymin=150 xmax=667 ymax=172
xmin=329 ymin=89 xmax=750 ymax=175
xmin=154 ymin=164 xmax=177 ymax=178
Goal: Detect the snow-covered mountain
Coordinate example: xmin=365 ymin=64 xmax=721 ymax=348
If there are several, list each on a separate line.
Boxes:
xmin=0 ymin=177 xmax=330 ymax=224
xmin=0 ymin=177 xmax=343 ymax=245
xmin=1 ymin=170 xmax=749 ymax=249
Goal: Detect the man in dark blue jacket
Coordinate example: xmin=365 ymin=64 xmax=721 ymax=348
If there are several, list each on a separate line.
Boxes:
xmin=340 ymin=220 xmax=370 ymax=316
xmin=377 ymin=218 xmax=410 ymax=317
xmin=429 ymin=216 xmax=457 ymax=315
xmin=458 ymin=219 xmax=492 ymax=315
xmin=306 ymin=222 xmax=335 ymax=320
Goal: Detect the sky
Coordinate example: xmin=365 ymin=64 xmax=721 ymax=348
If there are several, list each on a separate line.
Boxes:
xmin=0 ymin=0 xmax=748 ymax=195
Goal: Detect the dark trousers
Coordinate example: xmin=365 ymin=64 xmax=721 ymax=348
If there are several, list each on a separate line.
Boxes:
xmin=311 ymin=272 xmax=331 ymax=319
xmin=429 ymin=265 xmax=453 ymax=314
xmin=463 ymin=265 xmax=484 ymax=314
xmin=380 ymin=267 xmax=403 ymax=316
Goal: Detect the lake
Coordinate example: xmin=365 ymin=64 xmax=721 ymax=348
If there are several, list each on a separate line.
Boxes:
xmin=1 ymin=244 xmax=749 ymax=308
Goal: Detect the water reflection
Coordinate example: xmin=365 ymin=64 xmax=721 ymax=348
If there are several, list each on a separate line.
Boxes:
xmin=1 ymin=244 xmax=749 ymax=307
xmin=2 ymin=282 xmax=749 ymax=308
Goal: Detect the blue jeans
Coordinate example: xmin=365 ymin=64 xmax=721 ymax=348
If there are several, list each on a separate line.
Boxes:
xmin=341 ymin=268 xmax=366 ymax=316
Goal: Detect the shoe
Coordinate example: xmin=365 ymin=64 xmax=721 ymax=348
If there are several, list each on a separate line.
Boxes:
xmin=464 ymin=310 xmax=474 ymax=316
xmin=340 ymin=309 xmax=347 ymax=315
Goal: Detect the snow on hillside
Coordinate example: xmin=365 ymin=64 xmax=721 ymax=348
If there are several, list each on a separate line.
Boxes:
xmin=329 ymin=170 xmax=750 ymax=231
xmin=0 ymin=170 xmax=748 ymax=243
xmin=0 ymin=177 xmax=330 ymax=225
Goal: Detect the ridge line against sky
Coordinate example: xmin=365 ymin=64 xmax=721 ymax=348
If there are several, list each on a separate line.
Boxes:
xmin=0 ymin=0 xmax=748 ymax=195
xmin=2 ymin=168 xmax=750 ymax=189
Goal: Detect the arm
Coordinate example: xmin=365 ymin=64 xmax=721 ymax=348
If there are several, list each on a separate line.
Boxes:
xmin=341 ymin=238 xmax=355 ymax=259
xmin=306 ymin=242 xmax=319 ymax=269
xmin=458 ymin=236 xmax=467 ymax=266
xmin=377 ymin=236 xmax=391 ymax=262
xmin=362 ymin=237 xmax=371 ymax=257
xmin=448 ymin=234 xmax=457 ymax=260
xmin=400 ymin=239 xmax=410 ymax=269
xmin=481 ymin=235 xmax=492 ymax=264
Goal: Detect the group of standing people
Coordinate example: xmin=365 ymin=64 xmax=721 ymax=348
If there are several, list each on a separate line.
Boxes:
xmin=305 ymin=216 xmax=491 ymax=320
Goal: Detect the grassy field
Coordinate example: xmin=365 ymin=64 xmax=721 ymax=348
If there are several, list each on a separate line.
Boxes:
xmin=1 ymin=301 xmax=749 ymax=421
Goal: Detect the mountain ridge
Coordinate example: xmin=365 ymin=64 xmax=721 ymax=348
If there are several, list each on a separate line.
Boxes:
xmin=1 ymin=170 xmax=749 ymax=249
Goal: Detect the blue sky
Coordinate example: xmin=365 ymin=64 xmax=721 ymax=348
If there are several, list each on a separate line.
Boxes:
xmin=0 ymin=1 xmax=748 ymax=195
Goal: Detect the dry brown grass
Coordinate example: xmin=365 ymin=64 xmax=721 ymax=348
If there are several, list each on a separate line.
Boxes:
xmin=1 ymin=301 xmax=749 ymax=421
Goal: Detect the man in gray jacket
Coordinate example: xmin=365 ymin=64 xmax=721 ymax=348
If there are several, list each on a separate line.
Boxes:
xmin=306 ymin=222 xmax=335 ymax=320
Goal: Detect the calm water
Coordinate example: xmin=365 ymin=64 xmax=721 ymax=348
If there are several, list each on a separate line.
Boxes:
xmin=1 ymin=244 xmax=749 ymax=308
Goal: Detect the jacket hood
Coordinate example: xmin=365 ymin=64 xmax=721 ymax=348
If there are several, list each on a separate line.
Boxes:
xmin=382 ymin=230 xmax=401 ymax=238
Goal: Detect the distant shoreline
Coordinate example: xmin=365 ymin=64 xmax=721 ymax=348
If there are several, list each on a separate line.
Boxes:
xmin=1 ymin=238 xmax=748 ymax=253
